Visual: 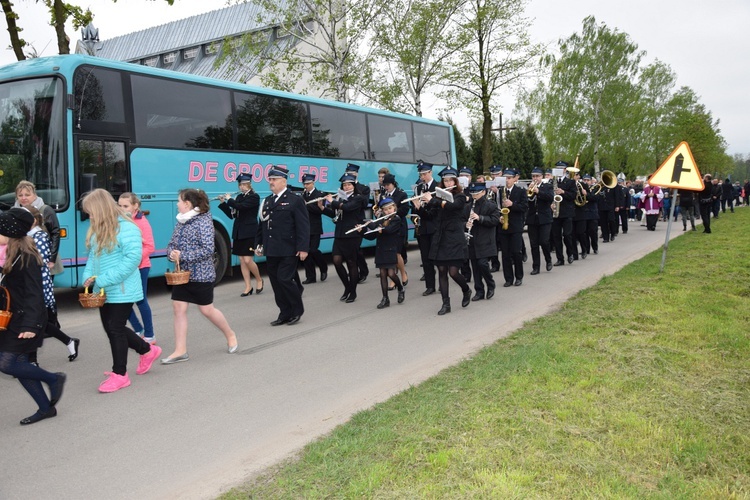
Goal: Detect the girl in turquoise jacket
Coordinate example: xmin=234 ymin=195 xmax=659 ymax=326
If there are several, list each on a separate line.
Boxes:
xmin=81 ymin=189 xmax=162 ymax=393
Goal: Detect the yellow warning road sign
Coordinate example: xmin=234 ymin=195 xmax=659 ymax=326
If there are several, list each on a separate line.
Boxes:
xmin=649 ymin=141 xmax=704 ymax=191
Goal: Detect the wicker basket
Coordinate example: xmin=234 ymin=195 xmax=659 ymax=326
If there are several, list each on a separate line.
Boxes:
xmin=0 ymin=286 xmax=12 ymax=330
xmin=79 ymin=283 xmax=106 ymax=308
xmin=165 ymin=261 xmax=190 ymax=285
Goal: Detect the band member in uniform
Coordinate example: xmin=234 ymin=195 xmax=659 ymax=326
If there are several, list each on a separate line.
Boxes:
xmin=497 ymin=168 xmax=528 ymax=286
xmin=551 ymin=161 xmax=576 ymax=266
xmin=423 ymin=167 xmax=471 ymax=315
xmin=300 ymin=174 xmax=329 ymax=284
xmin=411 ymin=161 xmax=438 ymax=296
xmin=324 ymin=173 xmax=368 ymax=303
xmin=380 ymin=174 xmax=409 ymax=285
xmin=361 ymin=198 xmax=405 ymax=309
xmin=582 ymin=174 xmax=600 ymax=255
xmin=487 ymin=165 xmax=503 ymax=272
xmin=217 ymin=173 xmax=263 ymax=296
xmin=255 ymin=166 xmax=310 ymax=326
xmin=465 ymin=182 xmax=499 ymax=300
xmin=572 ymin=170 xmax=588 ymax=260
xmin=526 ymin=167 xmax=554 ymax=274
xmin=597 ymin=176 xmax=617 ymax=243
xmin=458 ymin=167 xmax=473 ymax=283
xmin=344 ymin=163 xmax=370 ymax=283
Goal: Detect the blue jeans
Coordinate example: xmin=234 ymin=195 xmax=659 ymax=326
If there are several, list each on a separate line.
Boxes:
xmin=0 ymin=351 xmax=58 ymax=412
xmin=128 ymin=267 xmax=154 ymax=338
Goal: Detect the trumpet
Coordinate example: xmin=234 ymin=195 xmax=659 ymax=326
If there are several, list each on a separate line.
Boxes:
xmin=527 ymin=180 xmax=539 ymax=199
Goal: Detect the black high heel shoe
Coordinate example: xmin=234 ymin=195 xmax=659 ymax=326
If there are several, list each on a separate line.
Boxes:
xmin=240 ymin=289 xmax=253 ymax=297
xmin=255 ymin=279 xmax=264 ymax=294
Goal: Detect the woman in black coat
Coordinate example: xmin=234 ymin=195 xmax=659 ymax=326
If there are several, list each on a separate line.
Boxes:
xmin=218 ymin=173 xmax=263 ymax=296
xmin=423 ymin=167 xmax=472 ymax=315
xmin=0 ymin=208 xmax=66 ymax=425
xmin=324 ymin=174 xmax=368 ymax=303
xmin=362 ymin=198 xmax=404 ymax=309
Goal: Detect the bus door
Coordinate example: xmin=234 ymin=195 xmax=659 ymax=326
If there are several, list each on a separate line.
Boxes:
xmin=73 ymin=137 xmax=129 ymax=284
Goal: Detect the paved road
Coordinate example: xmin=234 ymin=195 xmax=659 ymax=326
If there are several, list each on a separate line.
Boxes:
xmin=0 ymin=222 xmax=687 ymax=499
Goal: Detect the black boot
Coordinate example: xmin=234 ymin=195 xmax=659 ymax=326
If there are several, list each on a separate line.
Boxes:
xmin=462 ymin=288 xmax=472 ymax=307
xmin=397 ymin=287 xmax=405 ymax=304
xmin=438 ymin=298 xmax=451 ymax=315
xmin=377 ymin=296 xmax=390 ymax=309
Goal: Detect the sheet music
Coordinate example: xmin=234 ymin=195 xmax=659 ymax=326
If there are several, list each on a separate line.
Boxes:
xmin=435 ymin=186 xmax=454 ymax=203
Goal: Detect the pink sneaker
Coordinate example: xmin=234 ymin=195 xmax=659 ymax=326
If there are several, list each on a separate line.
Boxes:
xmin=136 ymin=345 xmax=162 ymax=375
xmin=99 ymin=372 xmax=131 ymax=393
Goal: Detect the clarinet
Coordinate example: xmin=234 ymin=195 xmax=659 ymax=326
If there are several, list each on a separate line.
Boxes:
xmin=465 ymin=198 xmax=477 ymax=243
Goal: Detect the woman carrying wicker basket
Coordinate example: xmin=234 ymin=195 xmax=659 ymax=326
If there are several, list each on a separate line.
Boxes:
xmin=81 ymin=189 xmax=162 ymax=393
xmin=0 ymin=208 xmax=66 ymax=425
xmin=161 ymin=188 xmax=238 ymax=365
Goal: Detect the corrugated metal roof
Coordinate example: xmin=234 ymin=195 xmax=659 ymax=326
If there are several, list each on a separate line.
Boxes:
xmin=94 ymin=2 xmax=275 ymax=62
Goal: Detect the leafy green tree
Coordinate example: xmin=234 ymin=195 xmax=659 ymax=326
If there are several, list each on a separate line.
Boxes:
xmin=537 ymin=16 xmax=643 ymax=175
xmin=440 ymin=0 xmax=543 ymax=171
xmin=364 ymin=0 xmax=465 ymax=115
xmin=221 ymin=0 xmax=386 ymax=103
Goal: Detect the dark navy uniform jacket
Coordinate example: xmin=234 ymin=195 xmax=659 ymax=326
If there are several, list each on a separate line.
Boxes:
xmin=256 ymin=189 xmax=310 ymax=257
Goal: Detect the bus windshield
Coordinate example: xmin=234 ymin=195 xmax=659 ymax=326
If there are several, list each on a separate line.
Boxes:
xmin=0 ymin=77 xmax=66 ymax=209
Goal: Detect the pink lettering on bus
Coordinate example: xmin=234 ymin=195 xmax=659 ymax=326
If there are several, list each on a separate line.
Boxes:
xmin=188 ymin=161 xmax=204 ymax=182
xmin=205 ymin=162 xmax=218 ymax=182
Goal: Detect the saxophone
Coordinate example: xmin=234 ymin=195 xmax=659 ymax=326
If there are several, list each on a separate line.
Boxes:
xmin=500 ymin=187 xmax=510 ymax=230
xmin=552 ymin=176 xmax=562 ymax=218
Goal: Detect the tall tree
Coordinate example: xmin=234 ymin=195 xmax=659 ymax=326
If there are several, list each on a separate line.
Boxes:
xmin=222 ymin=0 xmax=386 ymax=103
xmin=364 ymin=0 xmax=465 ymax=115
xmin=440 ymin=0 xmax=543 ymax=171
xmin=537 ymin=16 xmax=643 ymax=175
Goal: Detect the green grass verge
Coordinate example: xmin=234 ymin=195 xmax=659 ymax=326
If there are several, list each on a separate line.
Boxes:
xmin=222 ymin=211 xmax=750 ymax=499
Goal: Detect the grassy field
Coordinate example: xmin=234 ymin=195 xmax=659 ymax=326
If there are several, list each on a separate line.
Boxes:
xmin=222 ymin=210 xmax=750 ymax=499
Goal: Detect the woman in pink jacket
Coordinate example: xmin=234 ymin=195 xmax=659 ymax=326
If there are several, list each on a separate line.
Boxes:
xmin=119 ymin=193 xmax=156 ymax=343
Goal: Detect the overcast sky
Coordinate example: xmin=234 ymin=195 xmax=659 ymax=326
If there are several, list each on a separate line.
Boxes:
xmin=2 ymin=0 xmax=747 ymax=156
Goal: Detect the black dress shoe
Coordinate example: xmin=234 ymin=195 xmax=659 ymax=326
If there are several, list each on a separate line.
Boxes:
xmin=397 ymin=289 xmax=405 ymax=304
xmin=49 ymin=372 xmax=66 ymax=406
xmin=486 ymin=288 xmax=495 ymax=299
xmin=270 ymin=318 xmax=289 ymax=326
xmin=553 ymin=260 xmax=564 ymax=267
xmin=422 ymin=288 xmax=436 ymax=296
xmin=471 ymin=293 xmax=484 ymax=301
xmin=339 ymin=292 xmax=350 ymax=301
xmin=286 ymin=315 xmax=301 ymax=325
xmin=462 ymin=288 xmax=472 ymax=307
xmin=514 ymin=279 xmax=523 ymax=286
xmin=546 ymin=262 xmax=553 ymax=271
xmin=20 ymin=407 xmax=57 ymax=425
xmin=490 ymin=266 xmax=500 ymax=273
xmin=419 ymin=274 xmax=426 ymax=281
xmin=530 ymin=268 xmax=540 ymax=275
xmin=301 ymin=278 xmax=316 ymax=285
xmin=241 ymin=290 xmax=252 ymax=297
xmin=593 ymin=249 xmax=598 ymax=254
xmin=320 ymin=272 xmax=327 ymax=282
xmin=522 ymin=251 xmax=528 ymax=263
xmin=581 ymin=252 xmax=587 ymax=259
xmin=377 ymin=297 xmax=390 ymax=309
xmin=567 ymin=255 xmax=574 ymax=264
xmin=503 ymin=281 xmax=513 ymax=287
xmin=357 ymin=275 xmax=367 ymax=284
xmin=345 ymin=293 xmax=357 ymax=303
xmin=375 ymin=272 xmax=381 ymax=278
xmin=68 ymin=338 xmax=80 ymax=362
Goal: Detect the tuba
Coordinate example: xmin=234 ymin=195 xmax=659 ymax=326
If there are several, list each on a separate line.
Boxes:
xmin=589 ymin=170 xmax=617 ymax=196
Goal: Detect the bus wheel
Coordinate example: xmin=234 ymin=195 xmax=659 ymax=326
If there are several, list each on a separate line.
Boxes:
xmin=213 ymin=230 xmax=229 ymax=285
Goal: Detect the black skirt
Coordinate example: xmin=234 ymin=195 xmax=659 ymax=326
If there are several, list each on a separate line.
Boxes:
xmin=231 ymin=237 xmax=256 ymax=256
xmin=171 ymin=281 xmax=214 ymax=306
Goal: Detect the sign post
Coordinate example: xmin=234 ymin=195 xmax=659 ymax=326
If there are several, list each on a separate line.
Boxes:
xmin=648 ymin=142 xmax=704 ymax=273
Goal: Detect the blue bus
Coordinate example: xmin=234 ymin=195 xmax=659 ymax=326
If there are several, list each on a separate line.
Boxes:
xmin=0 ymin=55 xmax=456 ymax=287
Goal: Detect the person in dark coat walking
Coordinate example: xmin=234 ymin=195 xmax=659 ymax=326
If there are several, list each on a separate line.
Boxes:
xmin=526 ymin=167 xmax=554 ymax=274
xmin=256 ymin=166 xmax=310 ymax=325
xmin=721 ymin=178 xmax=734 ymax=213
xmin=0 ymin=208 xmax=66 ymax=425
xmin=678 ymin=189 xmax=697 ymax=231
xmin=582 ymin=175 xmax=601 ymax=255
xmin=380 ymin=174 xmax=409 ymax=286
xmin=551 ymin=161 xmax=577 ymax=266
xmin=362 ymin=198 xmax=404 ymax=309
xmin=323 ymin=173 xmax=368 ymax=303
xmin=465 ymin=182 xmax=499 ymax=299
xmin=344 ymin=163 xmax=370 ymax=283
xmin=218 ymin=173 xmax=263 ymax=297
xmin=424 ymin=167 xmax=471 ymax=315
xmin=412 ymin=162 xmax=438 ymax=295
xmin=497 ymin=168 xmax=528 ymax=286
xmin=300 ymin=174 xmax=329 ymax=284
xmin=699 ymin=174 xmax=715 ymax=234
